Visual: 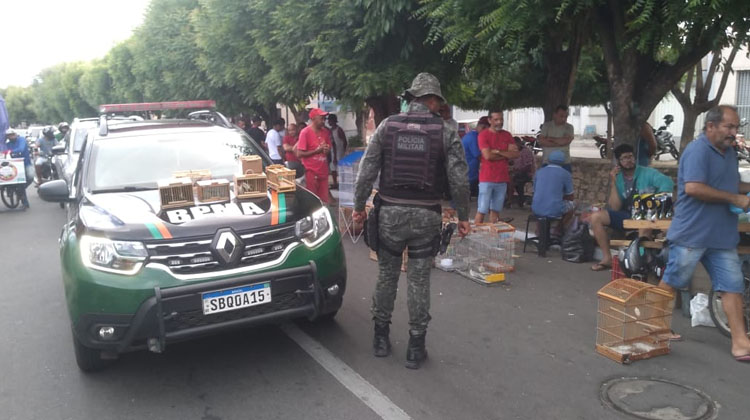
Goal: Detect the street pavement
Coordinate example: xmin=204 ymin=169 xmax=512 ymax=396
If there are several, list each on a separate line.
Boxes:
xmin=1 ymin=188 xmax=749 ymax=420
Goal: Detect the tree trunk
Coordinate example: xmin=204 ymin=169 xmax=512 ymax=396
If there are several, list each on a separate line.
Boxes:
xmin=680 ymin=109 xmax=699 ymax=152
xmin=365 ymin=95 xmax=400 ymax=127
xmin=604 ymin=102 xmax=614 ymax=159
xmin=540 ymin=20 xmax=586 ymax=121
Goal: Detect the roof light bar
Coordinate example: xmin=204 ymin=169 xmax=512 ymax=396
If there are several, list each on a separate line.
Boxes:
xmin=99 ymin=100 xmax=216 ymax=114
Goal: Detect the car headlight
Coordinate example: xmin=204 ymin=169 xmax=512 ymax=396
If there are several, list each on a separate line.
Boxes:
xmin=295 ymin=207 xmax=334 ymax=247
xmin=80 ymin=235 xmax=148 ymax=275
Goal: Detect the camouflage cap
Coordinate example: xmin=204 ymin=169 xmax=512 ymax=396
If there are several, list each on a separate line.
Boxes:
xmin=404 ymin=72 xmax=446 ymax=103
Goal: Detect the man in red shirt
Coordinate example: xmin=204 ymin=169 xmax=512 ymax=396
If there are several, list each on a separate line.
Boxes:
xmin=475 ymin=110 xmax=519 ymax=224
xmin=297 ymin=108 xmax=332 ymax=203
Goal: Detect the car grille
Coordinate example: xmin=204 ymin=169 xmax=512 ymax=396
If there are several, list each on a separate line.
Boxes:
xmin=163 ymin=291 xmax=309 ymax=332
xmin=146 ymin=224 xmax=298 ymax=274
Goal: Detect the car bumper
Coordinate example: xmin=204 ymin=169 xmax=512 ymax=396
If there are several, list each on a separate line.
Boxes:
xmin=73 ymin=261 xmax=345 ymax=354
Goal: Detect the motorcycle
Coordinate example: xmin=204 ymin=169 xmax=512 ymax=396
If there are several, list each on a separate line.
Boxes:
xmin=593 ymin=134 xmax=611 ymax=159
xmin=520 ymin=128 xmax=542 ymax=155
xmin=34 ymin=149 xmax=61 ymax=186
xmin=653 ymin=114 xmax=680 ymax=160
xmin=734 ymin=118 xmax=749 ymax=164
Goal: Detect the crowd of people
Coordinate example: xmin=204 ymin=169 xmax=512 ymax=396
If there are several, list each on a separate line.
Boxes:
xmin=235 ymin=110 xmax=348 ymax=205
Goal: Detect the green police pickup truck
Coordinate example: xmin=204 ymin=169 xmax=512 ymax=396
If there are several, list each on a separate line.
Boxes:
xmin=39 ymin=101 xmax=346 ymax=371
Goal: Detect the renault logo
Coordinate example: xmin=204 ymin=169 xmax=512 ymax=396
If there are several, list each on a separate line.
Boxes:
xmin=211 ymin=228 xmax=243 ymax=266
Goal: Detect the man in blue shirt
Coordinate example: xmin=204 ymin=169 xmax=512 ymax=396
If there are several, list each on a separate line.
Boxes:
xmin=589 ymin=144 xmax=674 ymax=271
xmin=660 ymin=105 xmax=750 ymax=361
xmin=3 ymin=128 xmax=33 ymax=209
xmin=531 ymin=150 xmax=575 ymax=226
xmin=461 ymin=116 xmax=489 ymax=198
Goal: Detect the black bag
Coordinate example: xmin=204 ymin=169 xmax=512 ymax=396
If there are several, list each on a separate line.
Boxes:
xmin=561 ymin=221 xmax=594 ymax=263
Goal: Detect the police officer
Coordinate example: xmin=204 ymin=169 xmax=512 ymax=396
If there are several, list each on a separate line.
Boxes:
xmin=352 ymin=73 xmax=470 ymax=369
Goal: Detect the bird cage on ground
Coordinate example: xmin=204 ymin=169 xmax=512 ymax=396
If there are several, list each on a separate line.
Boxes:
xmin=437 ymin=222 xmax=516 ymax=285
xmin=266 ymin=164 xmax=296 ymax=192
xmin=172 ymin=169 xmax=212 ymax=184
xmin=196 ymin=179 xmax=231 ymax=203
xmin=240 ymin=155 xmax=263 ymax=175
xmin=596 ymin=278 xmax=675 ymax=364
xmin=158 ymin=178 xmax=195 ymax=210
xmin=337 ymin=151 xmax=367 ymax=243
xmin=234 ymin=171 xmax=267 ymax=199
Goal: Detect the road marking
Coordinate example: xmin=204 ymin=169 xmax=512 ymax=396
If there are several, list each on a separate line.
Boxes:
xmin=281 ymin=323 xmax=412 ymax=420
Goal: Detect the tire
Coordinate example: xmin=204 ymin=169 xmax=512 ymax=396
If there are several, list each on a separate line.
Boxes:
xmin=599 ymin=145 xmax=607 ymax=159
xmin=654 ymin=153 xmax=660 ymax=161
xmin=709 ymin=278 xmax=750 ymax=339
xmin=1 ymin=186 xmax=20 ymax=209
xmin=670 ymin=147 xmax=680 ymax=160
xmin=72 ymin=332 xmax=113 ymax=372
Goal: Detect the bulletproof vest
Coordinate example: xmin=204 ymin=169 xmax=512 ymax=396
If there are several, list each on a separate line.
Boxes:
xmin=379 ymin=111 xmax=446 ymax=201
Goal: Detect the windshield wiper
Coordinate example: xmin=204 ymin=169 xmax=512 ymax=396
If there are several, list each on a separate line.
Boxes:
xmin=91 ymin=186 xmax=156 ymax=194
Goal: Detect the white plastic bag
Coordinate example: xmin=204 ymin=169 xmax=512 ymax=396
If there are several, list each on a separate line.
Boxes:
xmin=690 ymin=293 xmax=715 ymax=328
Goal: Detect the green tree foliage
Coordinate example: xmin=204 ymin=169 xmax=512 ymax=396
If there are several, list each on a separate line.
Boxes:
xmin=105 ymin=40 xmax=145 ymax=103
xmin=78 ymin=60 xmax=115 ymax=110
xmin=576 ymin=0 xmax=750 ymax=146
xmin=1 ymin=86 xmax=38 ymax=126
xmin=419 ymin=0 xmax=598 ymax=118
xmin=31 ymin=63 xmax=97 ymax=123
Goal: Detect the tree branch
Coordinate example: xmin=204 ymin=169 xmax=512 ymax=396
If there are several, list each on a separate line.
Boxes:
xmin=705 ymin=43 xmax=741 ymax=110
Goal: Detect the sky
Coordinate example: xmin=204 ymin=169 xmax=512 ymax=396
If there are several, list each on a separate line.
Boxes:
xmin=1 ymin=0 xmax=153 ymax=88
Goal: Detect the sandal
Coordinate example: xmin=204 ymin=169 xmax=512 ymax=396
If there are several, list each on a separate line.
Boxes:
xmin=590 ymin=262 xmax=612 ymax=272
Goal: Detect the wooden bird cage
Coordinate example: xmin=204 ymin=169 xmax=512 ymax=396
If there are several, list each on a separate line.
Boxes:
xmin=196 ymin=179 xmax=231 ymax=203
xmin=240 ymin=155 xmax=263 ymax=175
xmin=266 ymin=164 xmax=296 ymax=192
xmin=158 ymin=178 xmax=195 ymax=210
xmin=235 ymin=171 xmax=268 ymax=199
xmin=172 ymin=169 xmax=212 ymax=184
xmin=596 ymin=278 xmax=675 ymax=364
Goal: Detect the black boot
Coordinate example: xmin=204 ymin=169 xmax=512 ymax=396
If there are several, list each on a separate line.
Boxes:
xmin=405 ymin=330 xmax=427 ymax=369
xmin=373 ymin=321 xmax=391 ymax=357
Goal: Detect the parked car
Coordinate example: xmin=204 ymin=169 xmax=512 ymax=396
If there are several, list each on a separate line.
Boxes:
xmin=39 ymin=101 xmax=346 ymax=372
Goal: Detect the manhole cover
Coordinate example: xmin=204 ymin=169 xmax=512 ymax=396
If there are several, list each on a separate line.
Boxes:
xmin=600 ymin=377 xmax=718 ymax=420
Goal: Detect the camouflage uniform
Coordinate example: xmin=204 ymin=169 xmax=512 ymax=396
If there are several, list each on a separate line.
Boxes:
xmin=354 ymin=74 xmax=470 ymax=333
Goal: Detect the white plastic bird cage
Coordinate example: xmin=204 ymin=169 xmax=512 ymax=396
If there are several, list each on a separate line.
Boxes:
xmin=596 ymin=278 xmax=675 ymax=364
xmin=336 ymin=151 xmax=368 ymax=243
xmin=437 ymin=222 xmax=516 ymax=285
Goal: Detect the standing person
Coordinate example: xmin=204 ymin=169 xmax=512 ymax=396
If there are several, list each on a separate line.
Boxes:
xmin=659 ymin=105 xmax=750 ymax=361
xmin=297 ymin=108 xmax=332 ymax=204
xmin=352 ymin=72 xmax=470 ymax=369
xmin=246 ymin=116 xmax=266 ymax=150
xmin=461 ymin=116 xmax=490 ymax=198
xmin=282 ymin=123 xmax=300 ymax=163
xmin=538 ymin=105 xmax=574 ymax=172
xmin=265 ymin=118 xmax=285 ymax=164
xmin=588 ymin=144 xmax=673 ymax=271
xmin=636 ymin=122 xmax=658 ymax=167
xmin=531 ymin=150 xmax=575 ymax=228
xmin=475 ymin=110 xmax=519 ymax=224
xmin=4 ymin=128 xmax=33 ymax=210
xmin=327 ymin=114 xmax=348 ymax=190
xmin=510 ymin=136 xmax=535 ymax=208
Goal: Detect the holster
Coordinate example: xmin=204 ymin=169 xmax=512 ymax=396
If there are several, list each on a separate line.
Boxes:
xmin=364 ymin=194 xmax=382 ymax=252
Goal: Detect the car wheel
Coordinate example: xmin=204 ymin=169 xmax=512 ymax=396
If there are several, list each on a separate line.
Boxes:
xmin=72 ymin=332 xmax=113 ymax=372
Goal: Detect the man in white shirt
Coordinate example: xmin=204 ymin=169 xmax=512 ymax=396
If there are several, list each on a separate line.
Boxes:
xmin=265 ymin=118 xmax=285 ymax=164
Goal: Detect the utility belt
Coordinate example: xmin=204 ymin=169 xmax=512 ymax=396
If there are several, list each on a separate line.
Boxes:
xmin=364 ymin=194 xmax=453 ymax=260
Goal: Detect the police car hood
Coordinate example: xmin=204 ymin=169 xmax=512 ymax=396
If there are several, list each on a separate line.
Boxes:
xmin=80 ymin=187 xmax=320 ymax=241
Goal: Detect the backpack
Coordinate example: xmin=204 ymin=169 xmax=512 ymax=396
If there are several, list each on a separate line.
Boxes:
xmin=561 ymin=219 xmax=595 ymax=263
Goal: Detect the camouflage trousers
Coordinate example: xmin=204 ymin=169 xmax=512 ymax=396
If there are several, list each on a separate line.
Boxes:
xmin=372 ymin=205 xmax=442 ymax=332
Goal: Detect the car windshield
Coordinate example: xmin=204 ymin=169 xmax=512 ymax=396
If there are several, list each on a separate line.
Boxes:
xmin=88 ymin=130 xmax=266 ymax=192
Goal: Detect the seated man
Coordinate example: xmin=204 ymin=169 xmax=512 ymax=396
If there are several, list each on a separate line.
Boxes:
xmin=531 ymin=150 xmax=575 ymax=229
xmin=590 ymin=144 xmax=674 ymax=271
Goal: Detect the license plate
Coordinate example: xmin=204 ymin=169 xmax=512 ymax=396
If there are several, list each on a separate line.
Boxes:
xmin=202 ymin=282 xmax=271 ymax=315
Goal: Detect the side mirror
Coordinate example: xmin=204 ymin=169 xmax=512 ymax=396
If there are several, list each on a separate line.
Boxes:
xmin=52 ymin=144 xmax=66 ymax=155
xmin=39 ymin=179 xmax=71 ymax=202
